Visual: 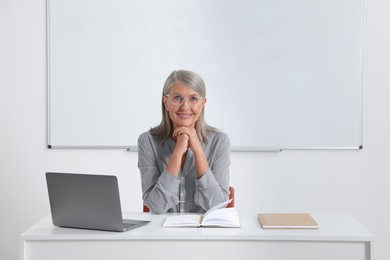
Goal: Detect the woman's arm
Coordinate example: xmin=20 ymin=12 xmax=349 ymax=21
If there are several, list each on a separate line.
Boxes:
xmin=166 ymin=133 xmax=189 ymax=177
xmin=172 ymin=127 xmax=209 ymax=178
xmin=138 ymin=134 xmax=181 ymax=214
xmin=194 ymin=132 xmax=231 ymax=211
xmin=172 ymin=128 xmax=230 ymax=211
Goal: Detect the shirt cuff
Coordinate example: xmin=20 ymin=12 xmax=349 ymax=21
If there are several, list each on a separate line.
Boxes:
xmin=158 ymin=169 xmax=181 ymax=192
xmin=195 ymin=169 xmax=217 ymax=190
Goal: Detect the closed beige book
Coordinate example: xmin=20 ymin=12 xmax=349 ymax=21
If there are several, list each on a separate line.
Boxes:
xmin=258 ymin=213 xmax=319 ymax=229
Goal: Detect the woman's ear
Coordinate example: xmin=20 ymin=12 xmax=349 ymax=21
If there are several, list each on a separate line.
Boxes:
xmin=163 ymin=95 xmax=169 ymax=111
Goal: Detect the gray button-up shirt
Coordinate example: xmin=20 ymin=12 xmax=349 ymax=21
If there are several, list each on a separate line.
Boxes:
xmin=138 ymin=130 xmax=230 ymax=214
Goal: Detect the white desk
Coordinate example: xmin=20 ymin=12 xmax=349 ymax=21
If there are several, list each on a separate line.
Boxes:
xmin=20 ymin=212 xmax=373 ymax=260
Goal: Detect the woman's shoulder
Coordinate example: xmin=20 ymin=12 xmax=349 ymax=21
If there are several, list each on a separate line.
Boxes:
xmin=138 ymin=130 xmax=159 ymax=144
xmin=207 ymin=130 xmax=230 ymax=144
xmin=138 ymin=130 xmax=151 ymax=140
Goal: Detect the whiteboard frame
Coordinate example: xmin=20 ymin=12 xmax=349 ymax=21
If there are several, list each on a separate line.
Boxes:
xmin=46 ymin=0 xmax=363 ymax=151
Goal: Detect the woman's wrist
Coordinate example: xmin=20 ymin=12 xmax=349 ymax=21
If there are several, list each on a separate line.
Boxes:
xmin=166 ymin=149 xmax=185 ymax=177
xmin=193 ymin=149 xmax=209 ymax=178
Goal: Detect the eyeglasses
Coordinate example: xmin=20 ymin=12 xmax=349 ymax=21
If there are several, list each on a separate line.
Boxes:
xmin=165 ymin=94 xmax=204 ymax=108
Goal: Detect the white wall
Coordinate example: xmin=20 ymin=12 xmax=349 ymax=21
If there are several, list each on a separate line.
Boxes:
xmin=0 ymin=0 xmax=389 ymax=259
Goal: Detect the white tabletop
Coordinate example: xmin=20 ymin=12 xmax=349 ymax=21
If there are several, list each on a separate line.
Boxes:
xmin=20 ymin=212 xmax=373 ymax=242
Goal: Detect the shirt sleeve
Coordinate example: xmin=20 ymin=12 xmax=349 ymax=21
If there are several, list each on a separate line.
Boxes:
xmin=194 ymin=132 xmax=231 ymax=210
xmin=138 ymin=134 xmax=181 ymax=214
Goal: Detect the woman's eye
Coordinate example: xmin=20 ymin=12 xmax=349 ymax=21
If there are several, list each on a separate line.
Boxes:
xmin=173 ymin=95 xmax=183 ymax=101
xmin=189 ymin=96 xmax=199 ymax=102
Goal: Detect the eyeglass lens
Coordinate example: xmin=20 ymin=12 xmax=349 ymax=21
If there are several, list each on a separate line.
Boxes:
xmin=169 ymin=94 xmax=202 ymax=107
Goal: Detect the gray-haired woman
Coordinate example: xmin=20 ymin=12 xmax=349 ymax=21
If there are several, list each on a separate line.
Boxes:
xmin=138 ymin=70 xmax=230 ymax=214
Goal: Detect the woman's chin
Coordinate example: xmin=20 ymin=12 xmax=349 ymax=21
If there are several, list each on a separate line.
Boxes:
xmin=174 ymin=121 xmax=195 ymax=128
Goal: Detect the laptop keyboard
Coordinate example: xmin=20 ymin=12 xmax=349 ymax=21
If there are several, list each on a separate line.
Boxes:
xmin=123 ymin=222 xmax=136 ymax=228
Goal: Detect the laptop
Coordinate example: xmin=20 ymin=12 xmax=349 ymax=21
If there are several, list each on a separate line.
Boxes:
xmin=46 ymin=172 xmax=150 ymax=232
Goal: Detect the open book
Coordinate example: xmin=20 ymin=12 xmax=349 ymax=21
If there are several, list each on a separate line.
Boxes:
xmin=162 ymin=199 xmax=240 ymax=228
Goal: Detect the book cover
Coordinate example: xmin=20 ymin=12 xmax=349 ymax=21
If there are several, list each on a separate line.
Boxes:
xmin=258 ymin=213 xmax=319 ymax=229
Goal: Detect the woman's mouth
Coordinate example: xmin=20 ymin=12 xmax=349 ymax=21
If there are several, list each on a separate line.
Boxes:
xmin=177 ymin=113 xmax=193 ymax=119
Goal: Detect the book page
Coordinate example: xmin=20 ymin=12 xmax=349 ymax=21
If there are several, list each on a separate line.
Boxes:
xmin=202 ymin=208 xmax=240 ymax=227
xmin=203 ymin=199 xmax=233 ymax=218
xmin=162 ymin=214 xmax=201 ymax=227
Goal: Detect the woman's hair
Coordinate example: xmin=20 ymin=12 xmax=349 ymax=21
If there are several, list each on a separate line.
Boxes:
xmin=150 ymin=70 xmax=217 ymax=143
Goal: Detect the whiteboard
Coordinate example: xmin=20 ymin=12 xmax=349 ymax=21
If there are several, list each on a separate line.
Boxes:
xmin=47 ymin=0 xmax=362 ymax=151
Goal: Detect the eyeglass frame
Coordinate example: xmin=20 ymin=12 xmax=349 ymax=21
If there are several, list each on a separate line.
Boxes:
xmin=164 ymin=94 xmax=205 ymax=108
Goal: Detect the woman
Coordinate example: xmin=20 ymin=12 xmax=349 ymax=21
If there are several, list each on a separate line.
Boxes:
xmin=138 ymin=70 xmax=230 ymax=214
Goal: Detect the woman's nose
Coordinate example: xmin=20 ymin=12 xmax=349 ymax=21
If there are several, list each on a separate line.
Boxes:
xmin=180 ymin=98 xmax=190 ymax=108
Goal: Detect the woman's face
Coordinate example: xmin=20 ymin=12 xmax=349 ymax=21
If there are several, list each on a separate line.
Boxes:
xmin=163 ymin=82 xmax=206 ymax=130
